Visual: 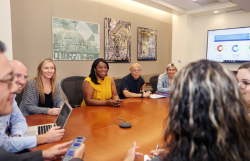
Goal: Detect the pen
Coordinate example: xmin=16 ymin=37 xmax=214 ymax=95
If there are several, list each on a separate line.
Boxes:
xmin=155 ymin=144 xmax=159 ymax=158
xmin=156 ymin=144 xmax=159 ymax=151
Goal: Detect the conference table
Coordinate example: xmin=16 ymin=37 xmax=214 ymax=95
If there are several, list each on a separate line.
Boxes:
xmin=26 ymin=97 xmax=170 ymax=161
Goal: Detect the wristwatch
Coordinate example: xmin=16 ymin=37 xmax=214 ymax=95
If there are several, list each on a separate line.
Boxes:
xmin=141 ymin=91 xmax=145 ymax=98
xmin=12 ymin=134 xmax=21 ymax=137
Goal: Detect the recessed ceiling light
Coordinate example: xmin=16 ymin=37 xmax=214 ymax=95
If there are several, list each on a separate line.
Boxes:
xmin=192 ymin=0 xmax=197 ymax=1
xmin=214 ymin=11 xmax=219 ymax=13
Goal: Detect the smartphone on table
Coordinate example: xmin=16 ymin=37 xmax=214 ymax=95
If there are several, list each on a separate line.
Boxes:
xmin=62 ymin=136 xmax=85 ymax=161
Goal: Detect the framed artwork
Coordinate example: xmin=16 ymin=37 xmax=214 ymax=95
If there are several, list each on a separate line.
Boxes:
xmin=104 ymin=17 xmax=131 ymax=63
xmin=52 ymin=17 xmax=100 ymax=60
xmin=137 ymin=27 xmax=157 ymax=61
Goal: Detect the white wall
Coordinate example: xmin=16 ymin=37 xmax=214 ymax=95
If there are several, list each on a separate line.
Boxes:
xmin=172 ymin=14 xmax=194 ymax=70
xmin=11 ymin=0 xmax=172 ymax=83
xmin=193 ymin=10 xmax=250 ymax=71
xmin=0 ymin=0 xmax=13 ymax=60
xmin=173 ymin=10 xmax=250 ymax=71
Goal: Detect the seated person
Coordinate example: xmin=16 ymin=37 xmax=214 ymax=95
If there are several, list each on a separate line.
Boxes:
xmin=81 ymin=58 xmax=120 ymax=107
xmin=156 ymin=63 xmax=177 ymax=92
xmin=124 ymin=60 xmax=250 ymax=161
xmin=236 ymin=62 xmax=250 ymax=107
xmin=19 ymin=58 xmax=64 ymax=116
xmin=0 ymin=60 xmax=64 ymax=152
xmin=0 ymin=41 xmax=84 ymax=161
xmin=119 ymin=63 xmax=151 ymax=99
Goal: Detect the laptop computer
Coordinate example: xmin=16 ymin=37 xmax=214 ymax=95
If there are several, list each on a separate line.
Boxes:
xmin=23 ymin=101 xmax=73 ymax=136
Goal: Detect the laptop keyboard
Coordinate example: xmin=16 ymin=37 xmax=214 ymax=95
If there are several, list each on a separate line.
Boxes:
xmin=38 ymin=124 xmax=54 ymax=135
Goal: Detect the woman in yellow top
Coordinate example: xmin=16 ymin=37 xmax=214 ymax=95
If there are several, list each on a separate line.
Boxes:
xmin=81 ymin=58 xmax=120 ymax=107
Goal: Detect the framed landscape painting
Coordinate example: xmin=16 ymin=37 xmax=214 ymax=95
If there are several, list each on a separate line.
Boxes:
xmin=52 ymin=17 xmax=100 ymax=60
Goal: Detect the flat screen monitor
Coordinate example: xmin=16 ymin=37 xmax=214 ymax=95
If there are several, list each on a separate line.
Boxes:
xmin=206 ymin=26 xmax=250 ymax=63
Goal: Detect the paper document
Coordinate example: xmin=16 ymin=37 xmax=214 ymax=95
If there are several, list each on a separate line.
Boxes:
xmin=144 ymin=155 xmax=151 ymax=161
xmin=150 ymin=94 xmax=166 ymax=99
xmin=156 ymin=93 xmax=170 ymax=97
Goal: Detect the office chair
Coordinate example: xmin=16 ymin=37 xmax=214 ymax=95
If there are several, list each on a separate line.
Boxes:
xmin=149 ymin=75 xmax=159 ymax=93
xmin=61 ymin=76 xmax=86 ymax=108
xmin=232 ymin=70 xmax=237 ymax=76
xmin=114 ymin=78 xmax=122 ymax=96
xmin=15 ymin=89 xmax=24 ymax=106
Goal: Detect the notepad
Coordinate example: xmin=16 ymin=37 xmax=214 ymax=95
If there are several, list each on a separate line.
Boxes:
xmin=150 ymin=94 xmax=166 ymax=99
xmin=144 ymin=155 xmax=151 ymax=161
xmin=156 ymin=93 xmax=170 ymax=97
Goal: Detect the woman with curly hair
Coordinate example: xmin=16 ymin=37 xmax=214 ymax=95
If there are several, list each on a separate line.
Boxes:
xmin=124 ymin=60 xmax=250 ymax=161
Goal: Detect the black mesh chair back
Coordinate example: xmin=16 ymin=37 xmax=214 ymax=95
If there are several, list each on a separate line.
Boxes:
xmin=15 ymin=89 xmax=24 ymax=106
xmin=61 ymin=76 xmax=86 ymax=108
xmin=232 ymin=71 xmax=237 ymax=76
xmin=114 ymin=78 xmax=122 ymax=96
xmin=149 ymin=75 xmax=159 ymax=93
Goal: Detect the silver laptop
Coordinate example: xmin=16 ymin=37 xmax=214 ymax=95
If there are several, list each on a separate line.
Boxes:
xmin=23 ymin=101 xmax=73 ymax=136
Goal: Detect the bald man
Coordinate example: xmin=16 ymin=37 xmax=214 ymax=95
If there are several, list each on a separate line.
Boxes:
xmin=10 ymin=60 xmax=28 ymax=94
xmin=119 ymin=63 xmax=151 ymax=99
xmin=0 ymin=60 xmax=65 ymax=153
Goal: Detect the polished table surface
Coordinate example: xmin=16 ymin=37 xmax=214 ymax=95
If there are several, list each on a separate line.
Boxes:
xmin=26 ymin=97 xmax=170 ymax=161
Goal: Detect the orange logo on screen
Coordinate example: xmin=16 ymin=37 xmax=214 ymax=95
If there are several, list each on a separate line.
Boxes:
xmin=217 ymin=45 xmax=223 ymax=52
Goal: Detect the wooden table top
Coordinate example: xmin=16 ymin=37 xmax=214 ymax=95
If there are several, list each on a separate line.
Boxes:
xmin=26 ymin=97 xmax=170 ymax=161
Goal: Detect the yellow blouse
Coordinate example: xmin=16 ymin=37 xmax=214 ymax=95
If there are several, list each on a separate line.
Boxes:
xmin=81 ymin=76 xmax=112 ymax=106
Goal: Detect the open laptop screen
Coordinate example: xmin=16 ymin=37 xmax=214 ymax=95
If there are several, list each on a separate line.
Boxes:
xmin=55 ymin=101 xmax=73 ymax=129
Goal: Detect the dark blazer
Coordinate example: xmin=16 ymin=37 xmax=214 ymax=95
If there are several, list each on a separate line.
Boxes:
xmin=0 ymin=147 xmax=83 ymax=161
xmin=0 ymin=147 xmax=43 ymax=161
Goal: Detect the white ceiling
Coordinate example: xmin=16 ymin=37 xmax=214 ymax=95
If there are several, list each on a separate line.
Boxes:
xmin=158 ymin=0 xmax=230 ymax=10
xmin=132 ymin=0 xmax=249 ymax=16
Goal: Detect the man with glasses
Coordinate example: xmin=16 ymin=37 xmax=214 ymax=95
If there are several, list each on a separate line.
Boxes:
xmin=119 ymin=63 xmax=151 ymax=99
xmin=0 ymin=40 xmax=85 ymax=160
xmin=0 ymin=56 xmax=65 ymax=153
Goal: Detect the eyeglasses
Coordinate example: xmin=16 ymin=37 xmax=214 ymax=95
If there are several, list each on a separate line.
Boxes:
xmin=0 ymin=73 xmax=14 ymax=88
xmin=238 ymin=81 xmax=250 ymax=89
xmin=132 ymin=69 xmax=141 ymax=73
